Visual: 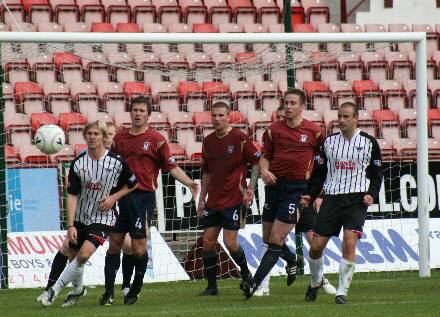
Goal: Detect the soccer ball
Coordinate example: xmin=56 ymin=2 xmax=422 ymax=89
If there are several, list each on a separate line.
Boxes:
xmin=34 ymin=124 xmax=66 ymax=154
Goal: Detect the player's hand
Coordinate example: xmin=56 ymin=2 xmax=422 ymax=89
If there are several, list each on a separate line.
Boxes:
xmin=261 ymin=168 xmax=277 ymax=186
xmin=300 ymin=195 xmax=311 ymax=208
xmin=99 ymin=195 xmax=117 ymax=212
xmin=243 ymin=187 xmax=254 ymax=207
xmin=313 ymin=197 xmax=323 ymax=212
xmin=363 ymin=194 xmax=374 ymax=206
xmin=189 ymin=181 xmax=199 ymax=200
xmin=68 ymin=226 xmax=77 ymax=244
xmin=197 ymin=201 xmax=205 ymax=218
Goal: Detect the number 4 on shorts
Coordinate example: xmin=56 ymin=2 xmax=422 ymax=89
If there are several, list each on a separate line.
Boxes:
xmin=135 ymin=218 xmax=142 ymax=229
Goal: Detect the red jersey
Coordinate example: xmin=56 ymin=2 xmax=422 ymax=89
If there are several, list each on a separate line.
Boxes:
xmin=111 ymin=127 xmax=177 ymax=192
xmin=202 ymin=128 xmax=260 ymax=210
xmin=262 ymin=119 xmax=324 ymax=181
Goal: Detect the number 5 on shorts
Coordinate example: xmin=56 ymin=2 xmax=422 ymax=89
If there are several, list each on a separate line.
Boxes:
xmin=288 ymin=203 xmax=296 ymax=214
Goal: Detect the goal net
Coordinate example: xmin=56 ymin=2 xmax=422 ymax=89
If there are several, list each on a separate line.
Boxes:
xmin=0 ymin=31 xmax=431 ymax=289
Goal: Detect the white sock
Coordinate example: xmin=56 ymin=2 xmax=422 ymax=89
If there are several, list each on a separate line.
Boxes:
xmin=71 ymin=261 xmax=85 ymax=294
xmin=308 ymin=256 xmax=324 ymax=288
xmin=259 ymin=244 xmax=270 ymax=290
xmin=336 ymin=258 xmax=356 ymax=296
xmin=53 ymin=258 xmax=83 ymax=295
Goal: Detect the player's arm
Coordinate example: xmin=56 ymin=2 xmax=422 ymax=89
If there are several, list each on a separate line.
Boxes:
xmin=364 ymin=137 xmax=384 ymax=206
xmin=66 ymin=162 xmax=81 ymax=244
xmin=301 ymin=144 xmax=328 ymax=207
xmin=100 ymin=161 xmax=138 ymax=212
xmin=197 ymin=172 xmax=211 ymax=218
xmin=169 ymin=166 xmax=198 ymax=199
xmin=243 ymin=139 xmax=261 ymax=205
xmin=260 ymin=129 xmax=277 ymax=185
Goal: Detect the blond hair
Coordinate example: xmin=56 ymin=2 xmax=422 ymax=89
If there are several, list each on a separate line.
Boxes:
xmin=82 ymin=120 xmax=109 ymax=141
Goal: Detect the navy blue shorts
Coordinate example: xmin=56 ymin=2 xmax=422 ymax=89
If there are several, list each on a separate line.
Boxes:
xmin=113 ymin=190 xmax=156 ymax=239
xmin=262 ymin=179 xmax=307 ymax=225
xmin=296 ymin=205 xmax=317 ymax=233
xmin=203 ymin=203 xmax=248 ymax=231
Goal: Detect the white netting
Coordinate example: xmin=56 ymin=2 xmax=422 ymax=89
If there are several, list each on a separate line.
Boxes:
xmin=0 ymin=35 xmax=432 ymax=288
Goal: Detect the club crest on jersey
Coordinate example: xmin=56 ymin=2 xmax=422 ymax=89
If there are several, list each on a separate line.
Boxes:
xmin=143 ymin=141 xmax=150 ymax=151
xmin=227 ymin=145 xmax=235 ymax=154
xmin=356 ymin=146 xmax=363 ymax=152
xmin=169 ymin=156 xmax=177 ymax=164
xmin=300 ymin=134 xmax=308 ymax=142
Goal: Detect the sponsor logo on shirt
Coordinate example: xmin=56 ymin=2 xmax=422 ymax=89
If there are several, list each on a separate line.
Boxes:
xmin=143 ymin=141 xmax=150 ymax=151
xmin=356 ymin=146 xmax=364 ymax=152
xmin=85 ymin=181 xmax=103 ymax=191
xmin=300 ymin=134 xmax=308 ymax=142
xmin=335 ymin=160 xmax=357 ymax=170
xmin=227 ymin=145 xmax=235 ymax=154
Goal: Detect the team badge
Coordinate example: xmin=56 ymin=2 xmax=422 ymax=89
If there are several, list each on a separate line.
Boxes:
xmin=227 ymin=145 xmax=235 ymax=154
xmin=255 ymin=151 xmax=261 ymax=158
xmin=356 ymin=146 xmax=363 ymax=152
xmin=143 ymin=141 xmax=150 ymax=151
xmin=300 ymin=134 xmax=308 ymax=142
xmin=169 ymin=156 xmax=177 ymax=164
xmin=374 ymin=160 xmax=382 ymax=166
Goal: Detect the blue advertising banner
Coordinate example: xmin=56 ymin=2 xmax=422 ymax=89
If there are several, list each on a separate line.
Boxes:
xmin=7 ymin=168 xmax=61 ymax=232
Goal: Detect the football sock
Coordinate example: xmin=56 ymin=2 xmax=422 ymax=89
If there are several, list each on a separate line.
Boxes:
xmin=280 ymin=242 xmax=296 ymax=267
xmin=254 ymin=243 xmax=282 ymax=286
xmin=309 ymin=256 xmax=324 ymax=288
xmin=202 ymin=250 xmax=218 ymax=289
xmin=336 ymin=258 xmax=356 ymax=296
xmin=104 ymin=252 xmax=121 ymax=294
xmin=71 ymin=262 xmax=85 ymax=294
xmin=45 ymin=251 xmax=68 ymax=291
xmin=130 ymin=252 xmax=148 ymax=295
xmin=53 ymin=258 xmax=84 ymax=296
xmin=122 ymin=253 xmax=135 ymax=289
xmin=259 ymin=244 xmax=270 ymax=290
xmin=229 ymin=246 xmax=250 ymax=276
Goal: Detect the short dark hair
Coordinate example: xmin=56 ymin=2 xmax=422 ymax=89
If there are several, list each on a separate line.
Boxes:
xmin=339 ymin=102 xmax=359 ymax=118
xmin=276 ymin=105 xmax=285 ymax=112
xmin=284 ymin=88 xmax=306 ymax=105
xmin=129 ymin=95 xmax=152 ymax=115
xmin=211 ymin=101 xmax=230 ymax=114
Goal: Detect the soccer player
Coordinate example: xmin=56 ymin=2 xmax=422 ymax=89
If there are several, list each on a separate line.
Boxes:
xmin=40 ymin=120 xmax=138 ymax=307
xmin=106 ymin=122 xmax=136 ymax=297
xmin=274 ymin=106 xmax=285 ymax=122
xmin=36 ymin=121 xmax=121 ymax=304
xmin=101 ymin=96 xmax=198 ymax=305
xmin=301 ymin=102 xmax=383 ymax=304
xmin=241 ymin=88 xmax=324 ymax=299
xmin=197 ymin=102 xmax=260 ymax=296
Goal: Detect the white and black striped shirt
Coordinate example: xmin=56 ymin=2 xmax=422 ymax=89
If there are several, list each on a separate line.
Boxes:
xmin=308 ymin=129 xmax=383 ymax=199
xmin=67 ymin=149 xmax=137 ymax=226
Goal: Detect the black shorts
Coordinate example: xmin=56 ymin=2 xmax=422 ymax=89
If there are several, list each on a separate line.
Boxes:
xmin=68 ymin=221 xmax=111 ymax=251
xmin=313 ymin=193 xmax=368 ymax=238
xmin=113 ymin=190 xmax=156 ymax=239
xmin=261 ymin=179 xmax=307 ymax=225
xmin=296 ymin=205 xmax=317 ymax=233
xmin=203 ymin=203 xmax=248 ymax=231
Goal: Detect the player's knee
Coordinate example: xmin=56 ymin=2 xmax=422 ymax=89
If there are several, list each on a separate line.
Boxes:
xmin=202 ymin=237 xmax=216 ymax=250
xmin=76 ymin=253 xmax=89 ymax=264
xmin=223 ymin=237 xmax=239 ymax=252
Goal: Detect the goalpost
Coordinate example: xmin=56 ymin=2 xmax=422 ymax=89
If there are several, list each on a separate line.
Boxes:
xmin=0 ymin=31 xmax=430 ymax=289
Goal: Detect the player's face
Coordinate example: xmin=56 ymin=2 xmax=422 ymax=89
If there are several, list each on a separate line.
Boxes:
xmin=105 ymin=125 xmax=117 ymax=149
xmin=283 ymin=94 xmax=304 ymax=120
xmin=85 ymin=127 xmax=105 ymax=150
xmin=338 ymin=106 xmax=358 ymax=133
xmin=211 ymin=107 xmax=230 ymax=132
xmin=275 ymin=110 xmax=285 ymax=121
xmin=131 ymin=103 xmax=150 ymax=128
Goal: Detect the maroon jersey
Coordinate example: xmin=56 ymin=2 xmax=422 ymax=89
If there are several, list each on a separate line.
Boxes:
xmin=262 ymin=119 xmax=324 ymax=181
xmin=202 ymin=128 xmax=260 ymax=210
xmin=111 ymin=127 xmax=177 ymax=192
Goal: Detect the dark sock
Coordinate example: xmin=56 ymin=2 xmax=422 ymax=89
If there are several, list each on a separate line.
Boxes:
xmin=202 ymin=250 xmax=218 ymax=289
xmin=280 ymin=242 xmax=296 ymax=267
xmin=254 ymin=243 xmax=282 ymax=286
xmin=122 ymin=253 xmax=135 ymax=289
xmin=130 ymin=252 xmax=148 ymax=296
xmin=229 ymin=246 xmax=250 ymax=276
xmin=45 ymin=251 xmax=68 ymax=290
xmin=104 ymin=252 xmax=121 ymax=294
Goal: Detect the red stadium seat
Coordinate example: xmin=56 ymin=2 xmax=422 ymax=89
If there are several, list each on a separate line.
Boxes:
xmin=202 ymin=81 xmax=230 ymax=102
xmin=64 ymin=22 xmax=90 ymax=31
xmin=178 ymin=81 xmax=205 ymax=112
xmin=42 ymin=82 xmax=71 ymax=116
xmin=59 ymin=112 xmax=88 ymax=145
xmin=117 ymin=22 xmax=141 ymax=32
xmin=301 ymin=0 xmax=329 ymax=25
xmin=130 ymin=2 xmax=156 ymax=24
xmin=6 ymin=145 xmax=22 ymax=164
xmin=23 ymin=0 xmax=53 ymax=24
xmin=5 ymin=62 xmax=30 ymax=85
xmin=31 ymin=112 xmax=58 ymax=131
xmin=193 ymin=23 xmax=218 ymax=32
xmin=14 ymin=82 xmax=44 ymax=113
xmin=21 ymin=146 xmax=52 ymax=165
xmin=97 ymin=82 xmax=127 ymax=115
xmin=228 ymin=0 xmax=256 ymax=26
xmin=92 ymin=22 xmax=115 ymax=32
xmin=168 ymin=143 xmax=187 ymax=161
xmin=53 ymin=144 xmax=76 ymax=163
xmin=428 ymin=80 xmax=440 ymax=108
xmin=74 ymin=144 xmax=87 ymax=155
xmin=70 ymin=82 xmax=100 ymax=115
xmin=247 ymin=110 xmax=271 ymax=141
xmin=179 ymin=0 xmax=207 ymax=25
xmin=50 ymin=0 xmax=79 ymax=25
xmin=124 ymin=82 xmax=151 ymax=98
xmin=186 ymin=141 xmax=202 ymax=161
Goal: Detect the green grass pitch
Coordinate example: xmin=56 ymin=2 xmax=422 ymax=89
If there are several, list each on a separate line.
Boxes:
xmin=1 ymin=271 xmax=439 ymax=317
